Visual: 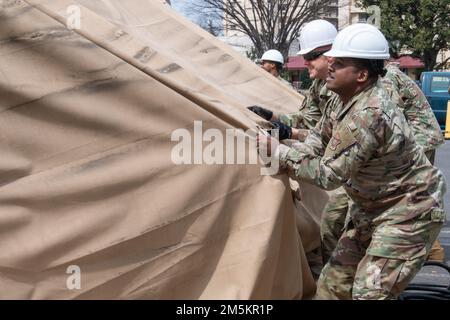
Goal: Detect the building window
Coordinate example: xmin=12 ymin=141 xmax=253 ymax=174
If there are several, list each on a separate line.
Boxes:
xmin=431 ymin=76 xmax=450 ymax=93
xmin=358 ymin=13 xmax=369 ymax=22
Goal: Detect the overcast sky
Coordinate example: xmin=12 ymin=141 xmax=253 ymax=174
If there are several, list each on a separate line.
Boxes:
xmin=170 ymin=0 xmax=188 ymax=13
xmin=170 ymin=0 xmax=207 ymax=26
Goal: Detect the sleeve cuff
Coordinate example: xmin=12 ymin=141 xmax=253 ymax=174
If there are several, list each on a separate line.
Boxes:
xmin=275 ymin=144 xmax=291 ymax=168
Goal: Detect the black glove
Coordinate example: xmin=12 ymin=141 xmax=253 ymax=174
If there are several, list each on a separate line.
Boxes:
xmin=247 ymin=105 xmax=273 ymax=121
xmin=269 ymin=121 xmax=292 ymax=140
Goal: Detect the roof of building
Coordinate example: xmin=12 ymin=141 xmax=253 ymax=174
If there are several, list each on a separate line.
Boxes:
xmin=396 ymin=55 xmax=425 ymax=69
xmin=285 ymin=56 xmax=307 ymax=70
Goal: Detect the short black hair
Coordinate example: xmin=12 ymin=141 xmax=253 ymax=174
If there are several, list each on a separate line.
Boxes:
xmin=352 ymin=59 xmax=387 ymax=78
xmin=389 ymin=48 xmax=399 ymax=60
xmin=261 ymin=60 xmax=283 ymax=73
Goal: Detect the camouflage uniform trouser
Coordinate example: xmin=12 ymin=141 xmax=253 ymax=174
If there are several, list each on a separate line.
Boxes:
xmin=423 ymin=149 xmax=445 ymax=261
xmin=321 ymin=188 xmax=446 ymax=268
xmin=316 ymin=207 xmax=444 ymax=300
xmin=320 ymin=187 xmax=350 ymax=265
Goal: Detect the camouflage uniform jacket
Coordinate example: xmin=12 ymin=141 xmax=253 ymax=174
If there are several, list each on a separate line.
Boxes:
xmin=383 ymin=62 xmax=444 ymax=152
xmin=278 ymin=76 xmax=294 ymax=90
xmin=279 ymin=79 xmax=334 ymax=130
xmin=277 ymin=80 xmax=446 ymax=258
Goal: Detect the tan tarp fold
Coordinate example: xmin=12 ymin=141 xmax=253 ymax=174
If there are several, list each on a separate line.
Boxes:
xmin=0 ymin=0 xmax=327 ymax=299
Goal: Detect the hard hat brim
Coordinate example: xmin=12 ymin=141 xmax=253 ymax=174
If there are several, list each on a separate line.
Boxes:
xmin=324 ymin=49 xmax=390 ymax=60
xmin=297 ymin=47 xmax=314 ymax=56
xmin=297 ymin=40 xmax=334 ymax=56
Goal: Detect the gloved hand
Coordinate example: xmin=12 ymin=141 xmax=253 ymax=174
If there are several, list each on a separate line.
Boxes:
xmin=247 ymin=105 xmax=273 ymax=121
xmin=269 ymin=121 xmax=292 ymax=140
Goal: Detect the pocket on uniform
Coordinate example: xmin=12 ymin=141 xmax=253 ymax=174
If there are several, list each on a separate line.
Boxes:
xmin=430 ymin=208 xmax=446 ymax=223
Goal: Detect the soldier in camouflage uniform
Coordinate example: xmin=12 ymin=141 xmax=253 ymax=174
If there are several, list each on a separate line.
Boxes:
xmin=278 ymin=78 xmax=333 ymax=134
xmin=257 ymin=49 xmax=295 ymax=91
xmin=259 ymin=24 xmax=446 ymax=299
xmin=249 ymin=20 xmax=338 ymax=280
xmin=384 ymin=62 xmax=446 ymax=261
xmin=248 ymin=20 xmax=338 ymax=142
xmin=320 ymin=60 xmax=446 ymax=266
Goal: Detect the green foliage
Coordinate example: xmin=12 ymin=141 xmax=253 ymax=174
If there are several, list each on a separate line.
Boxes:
xmin=280 ymin=69 xmax=291 ymax=82
xmin=357 ymin=0 xmax=450 ymax=70
xmin=246 ymin=47 xmax=258 ymax=62
xmin=299 ymin=69 xmax=313 ymax=89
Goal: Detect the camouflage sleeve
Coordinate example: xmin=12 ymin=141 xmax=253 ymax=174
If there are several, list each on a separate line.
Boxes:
xmin=400 ymin=81 xmax=444 ymax=151
xmin=286 ymin=100 xmax=334 ymax=156
xmin=290 ymin=120 xmax=328 ymax=156
xmin=277 ymin=107 xmax=379 ymax=191
xmin=384 ymin=67 xmax=444 ymax=151
xmin=279 ymin=85 xmax=322 ymax=130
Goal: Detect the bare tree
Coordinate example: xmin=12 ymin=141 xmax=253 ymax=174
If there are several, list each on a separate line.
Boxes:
xmin=195 ymin=12 xmax=224 ymax=37
xmin=173 ymin=0 xmax=224 ymax=36
xmin=187 ymin=0 xmax=331 ymax=58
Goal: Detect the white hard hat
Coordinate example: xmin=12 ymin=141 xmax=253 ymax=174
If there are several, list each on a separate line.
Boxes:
xmin=261 ymin=49 xmax=284 ymax=64
xmin=297 ymin=19 xmax=337 ymax=55
xmin=324 ymin=23 xmax=390 ymax=60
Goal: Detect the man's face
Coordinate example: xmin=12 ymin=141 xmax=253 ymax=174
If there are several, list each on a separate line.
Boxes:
xmin=326 ymin=57 xmax=362 ymax=94
xmin=304 ymin=54 xmax=329 ymax=80
xmin=260 ymin=60 xmax=276 ymax=75
xmin=303 ymin=46 xmax=331 ymax=80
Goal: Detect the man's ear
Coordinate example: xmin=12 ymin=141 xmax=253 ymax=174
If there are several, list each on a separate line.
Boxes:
xmin=356 ymin=69 xmax=369 ymax=83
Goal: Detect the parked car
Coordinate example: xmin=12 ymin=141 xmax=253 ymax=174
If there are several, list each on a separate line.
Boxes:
xmin=420 ymin=71 xmax=450 ymax=131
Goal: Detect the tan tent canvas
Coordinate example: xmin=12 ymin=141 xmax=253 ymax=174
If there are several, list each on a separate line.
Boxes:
xmin=0 ymin=0 xmax=327 ymax=299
